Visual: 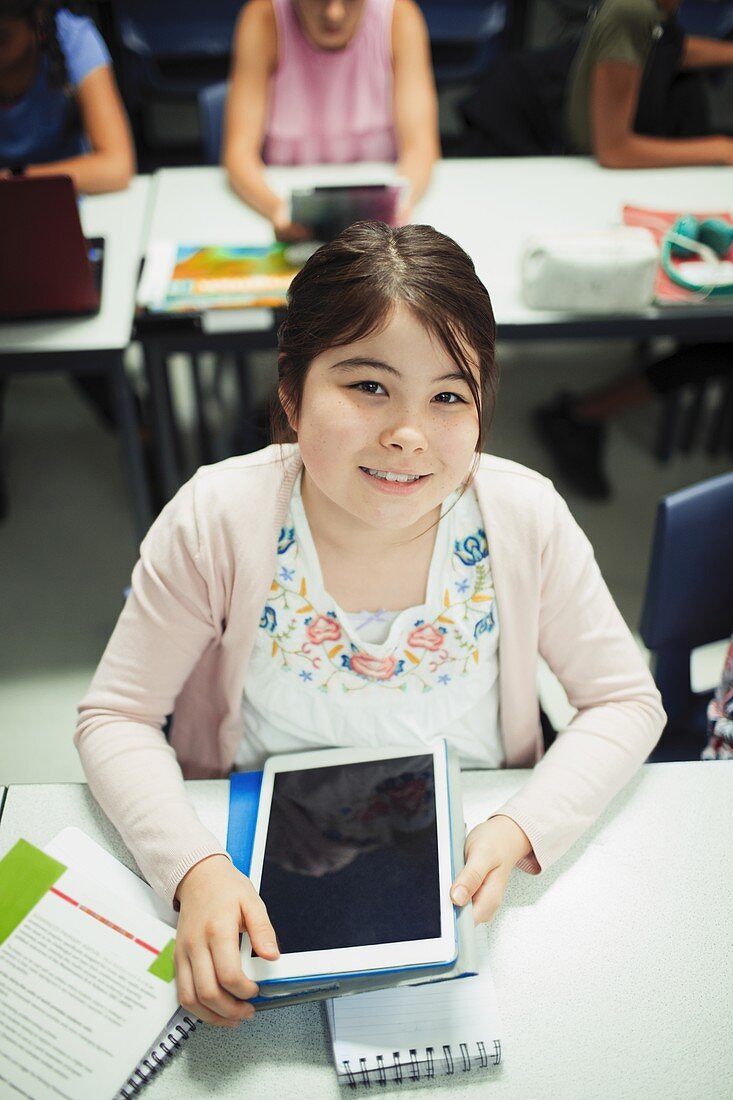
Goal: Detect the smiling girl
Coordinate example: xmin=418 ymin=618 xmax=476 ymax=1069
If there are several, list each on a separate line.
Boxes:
xmin=76 ymin=222 xmax=664 ymax=1028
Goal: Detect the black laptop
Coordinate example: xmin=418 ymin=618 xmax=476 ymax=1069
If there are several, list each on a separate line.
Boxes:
xmin=0 ymin=174 xmax=104 ymax=322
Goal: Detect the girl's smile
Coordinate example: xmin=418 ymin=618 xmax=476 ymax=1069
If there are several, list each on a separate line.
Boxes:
xmin=358 ymin=466 xmax=432 ymax=493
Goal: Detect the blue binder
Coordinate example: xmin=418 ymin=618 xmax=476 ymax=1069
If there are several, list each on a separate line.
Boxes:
xmin=226 ymin=769 xmax=263 ymax=875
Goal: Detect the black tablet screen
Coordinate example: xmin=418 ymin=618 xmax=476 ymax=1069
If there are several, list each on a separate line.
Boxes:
xmin=258 ymin=755 xmax=441 ymax=953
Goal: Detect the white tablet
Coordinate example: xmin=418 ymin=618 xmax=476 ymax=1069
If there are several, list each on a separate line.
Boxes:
xmin=241 ymin=743 xmax=458 ymax=988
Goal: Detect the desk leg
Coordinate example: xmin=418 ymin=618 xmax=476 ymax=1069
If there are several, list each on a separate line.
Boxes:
xmin=143 ymin=339 xmax=181 ymax=504
xmin=192 ymin=355 xmax=214 ymax=464
xmin=111 ymin=352 xmax=152 ymax=542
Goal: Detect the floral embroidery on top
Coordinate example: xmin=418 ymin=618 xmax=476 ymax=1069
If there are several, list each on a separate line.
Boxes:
xmin=277 ymin=526 xmax=295 ymax=555
xmin=454 ymin=529 xmax=488 ymax=566
xmin=257 ymin=509 xmax=497 ymax=695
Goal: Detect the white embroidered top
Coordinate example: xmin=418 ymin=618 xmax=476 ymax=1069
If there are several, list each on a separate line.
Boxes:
xmin=237 ymin=477 xmax=502 ymax=769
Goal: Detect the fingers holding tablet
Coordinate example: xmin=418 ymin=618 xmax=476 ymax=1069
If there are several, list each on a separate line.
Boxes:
xmin=174 ymin=854 xmax=279 ymax=1026
xmin=451 ymin=816 xmax=532 ymax=925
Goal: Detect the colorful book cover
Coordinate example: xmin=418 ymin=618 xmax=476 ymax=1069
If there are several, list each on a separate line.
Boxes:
xmin=156 ymin=244 xmax=301 ymax=312
xmin=622 ymin=205 xmax=733 ymax=306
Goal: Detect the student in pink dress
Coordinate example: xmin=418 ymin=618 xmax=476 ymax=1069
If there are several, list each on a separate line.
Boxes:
xmin=223 ymin=0 xmax=439 ymax=239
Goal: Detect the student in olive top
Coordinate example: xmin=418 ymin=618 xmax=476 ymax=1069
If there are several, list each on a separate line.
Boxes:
xmin=538 ymin=1 xmax=733 ymax=499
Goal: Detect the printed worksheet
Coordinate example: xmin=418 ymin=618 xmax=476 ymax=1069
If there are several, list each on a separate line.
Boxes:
xmin=0 ymin=839 xmax=179 ymax=1100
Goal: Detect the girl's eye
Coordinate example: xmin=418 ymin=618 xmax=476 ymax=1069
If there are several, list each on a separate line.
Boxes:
xmin=351 ymin=381 xmax=387 ymax=395
xmin=433 ymin=392 xmax=466 ymax=404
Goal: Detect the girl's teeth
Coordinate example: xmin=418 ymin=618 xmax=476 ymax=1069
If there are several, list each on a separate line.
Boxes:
xmin=366 ymin=469 xmax=420 ymax=483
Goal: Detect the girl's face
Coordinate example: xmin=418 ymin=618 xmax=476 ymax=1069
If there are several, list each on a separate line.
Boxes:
xmin=290 ymin=303 xmax=481 ymax=543
xmin=294 ymin=0 xmax=365 ymax=51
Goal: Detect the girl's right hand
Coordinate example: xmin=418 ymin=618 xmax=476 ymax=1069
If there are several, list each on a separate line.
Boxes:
xmin=271 ymin=200 xmax=311 ymax=243
xmin=174 ymin=854 xmax=279 ymax=1027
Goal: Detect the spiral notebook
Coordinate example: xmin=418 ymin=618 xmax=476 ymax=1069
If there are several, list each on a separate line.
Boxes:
xmin=324 ymin=932 xmax=502 ymax=1088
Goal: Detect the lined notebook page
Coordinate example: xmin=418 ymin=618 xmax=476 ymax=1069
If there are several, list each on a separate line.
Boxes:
xmin=326 ymin=934 xmax=501 ymax=1085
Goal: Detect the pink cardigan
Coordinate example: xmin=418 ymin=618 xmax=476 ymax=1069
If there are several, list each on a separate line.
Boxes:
xmin=76 ymin=446 xmax=664 ymax=905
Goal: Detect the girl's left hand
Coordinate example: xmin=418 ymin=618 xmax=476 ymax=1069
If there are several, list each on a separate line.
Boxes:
xmin=450 ymin=815 xmax=532 ymax=924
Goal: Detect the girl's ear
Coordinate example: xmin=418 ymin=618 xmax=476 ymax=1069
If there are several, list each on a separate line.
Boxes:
xmin=278 ymin=383 xmax=298 ymax=434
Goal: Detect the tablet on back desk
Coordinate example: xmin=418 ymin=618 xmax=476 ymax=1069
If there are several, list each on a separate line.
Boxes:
xmin=0 ymin=175 xmax=102 ymax=321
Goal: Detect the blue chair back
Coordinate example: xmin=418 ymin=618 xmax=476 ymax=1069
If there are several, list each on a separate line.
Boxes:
xmin=640 ymin=470 xmax=733 ymax=757
xmin=419 ymin=1 xmax=507 ymax=82
xmin=199 ymin=81 xmax=228 ymax=165
xmin=114 ymin=0 xmax=240 ymax=57
xmin=677 ymin=1 xmax=733 ymax=38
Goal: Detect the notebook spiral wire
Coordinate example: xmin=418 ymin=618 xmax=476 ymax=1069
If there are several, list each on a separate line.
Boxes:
xmin=117 ymin=1015 xmax=199 ymax=1098
xmin=341 ymin=1039 xmax=501 ymax=1088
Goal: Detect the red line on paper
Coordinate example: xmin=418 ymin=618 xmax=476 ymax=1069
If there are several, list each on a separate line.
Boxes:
xmin=52 ymin=892 xmax=161 ymax=958
xmin=50 ymin=887 xmax=79 ymax=906
xmin=79 ymin=905 xmax=134 ymax=940
xmin=134 ymin=938 xmax=159 ymax=956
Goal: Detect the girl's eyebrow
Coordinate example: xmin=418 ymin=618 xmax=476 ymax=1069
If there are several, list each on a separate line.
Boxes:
xmin=330 ymin=357 xmax=399 ymax=376
xmin=330 ymin=357 xmax=470 ymax=385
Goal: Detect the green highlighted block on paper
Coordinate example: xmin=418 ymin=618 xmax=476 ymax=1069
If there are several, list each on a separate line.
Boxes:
xmin=0 ymin=839 xmax=66 ymax=945
xmin=149 ymin=938 xmax=176 ymax=983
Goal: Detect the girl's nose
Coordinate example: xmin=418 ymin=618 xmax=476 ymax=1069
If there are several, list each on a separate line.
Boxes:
xmin=379 ymin=417 xmax=428 ymax=453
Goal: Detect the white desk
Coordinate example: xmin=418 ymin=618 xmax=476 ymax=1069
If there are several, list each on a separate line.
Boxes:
xmin=145 ymin=162 xmax=399 ymax=249
xmin=0 ymin=177 xmax=153 ymax=537
xmin=1 ymin=177 xmax=151 ymax=354
xmin=421 ymin=157 xmax=733 ymax=337
xmin=139 ymin=160 xmax=733 ymax=499
xmin=2 ymin=763 xmax=731 ymax=1099
xmin=146 ymin=159 xmax=733 ymax=338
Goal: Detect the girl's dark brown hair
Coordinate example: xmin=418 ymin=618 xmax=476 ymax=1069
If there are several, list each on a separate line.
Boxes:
xmin=273 ymin=221 xmax=497 ymax=451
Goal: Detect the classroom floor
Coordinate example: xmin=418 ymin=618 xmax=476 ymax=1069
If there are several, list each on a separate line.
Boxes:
xmin=1 ymin=338 xmax=729 ymax=784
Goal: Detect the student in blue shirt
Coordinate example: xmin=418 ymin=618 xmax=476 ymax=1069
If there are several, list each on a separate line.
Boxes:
xmin=0 ymin=0 xmax=134 ymax=190
xmin=0 ymin=1 xmax=136 ymax=520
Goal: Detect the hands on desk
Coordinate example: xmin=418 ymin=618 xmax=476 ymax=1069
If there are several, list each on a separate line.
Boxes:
xmin=174 ymin=854 xmax=279 ymax=1027
xmin=450 ymin=815 xmax=532 ymax=925
xmin=272 ymin=200 xmax=312 ymax=243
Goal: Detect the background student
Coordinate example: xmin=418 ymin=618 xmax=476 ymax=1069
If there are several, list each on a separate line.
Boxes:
xmin=75 ymin=222 xmax=664 ymax=1028
xmin=223 ymin=0 xmax=439 ymax=239
xmin=565 ymin=0 xmax=733 ymax=167
xmin=0 ymin=0 xmax=135 ymax=189
xmin=461 ymin=0 xmax=733 ymax=162
xmin=539 ymin=0 xmax=733 ymax=497
xmin=0 ymin=0 xmax=136 ymax=520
